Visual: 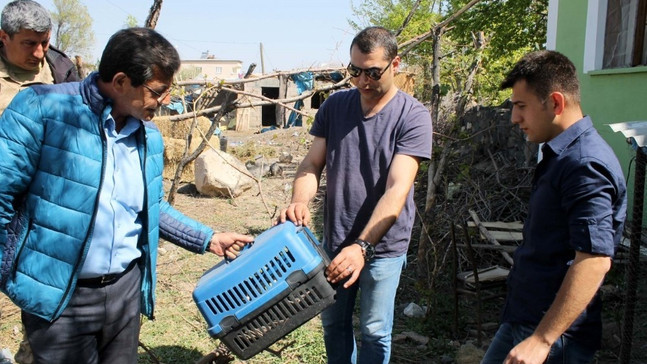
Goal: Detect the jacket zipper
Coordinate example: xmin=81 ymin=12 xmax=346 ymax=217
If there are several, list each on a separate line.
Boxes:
xmin=139 ymin=127 xmax=154 ymax=319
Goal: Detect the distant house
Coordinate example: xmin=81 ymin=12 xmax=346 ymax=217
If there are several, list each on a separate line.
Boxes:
xmin=179 ymin=58 xmax=243 ymax=81
xmin=234 ymin=74 xmax=331 ymax=130
xmin=174 ymin=56 xmax=416 ymax=131
xmin=547 ymin=0 xmax=647 ymax=203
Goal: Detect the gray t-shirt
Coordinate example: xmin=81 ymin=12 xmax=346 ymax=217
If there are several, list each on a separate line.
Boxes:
xmin=310 ymin=88 xmax=432 ymax=257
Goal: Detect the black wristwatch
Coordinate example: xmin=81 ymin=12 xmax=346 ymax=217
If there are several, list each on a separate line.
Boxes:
xmin=354 ymin=239 xmax=375 ymax=261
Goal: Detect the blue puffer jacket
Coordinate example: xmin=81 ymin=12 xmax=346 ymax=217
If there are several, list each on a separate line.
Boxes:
xmin=0 ymin=73 xmax=213 ymax=322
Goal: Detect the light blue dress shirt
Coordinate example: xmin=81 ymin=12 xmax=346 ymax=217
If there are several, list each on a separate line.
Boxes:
xmin=79 ymin=115 xmax=144 ymax=278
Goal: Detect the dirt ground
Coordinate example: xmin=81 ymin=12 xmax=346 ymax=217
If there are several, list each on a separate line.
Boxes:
xmin=2 ymin=126 xmax=646 ymax=363
xmin=0 ymin=127 xmax=313 ymax=362
xmin=0 ymin=126 xmax=464 ymax=363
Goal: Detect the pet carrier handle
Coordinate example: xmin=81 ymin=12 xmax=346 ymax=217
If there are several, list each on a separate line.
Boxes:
xmin=299 ymin=226 xmax=321 ymax=247
xmin=224 ymin=241 xmax=253 ymax=263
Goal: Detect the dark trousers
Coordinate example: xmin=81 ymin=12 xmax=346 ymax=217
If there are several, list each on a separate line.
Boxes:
xmin=22 ymin=264 xmax=142 ymax=364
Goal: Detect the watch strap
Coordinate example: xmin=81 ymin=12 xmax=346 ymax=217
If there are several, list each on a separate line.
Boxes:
xmin=354 ymin=239 xmax=375 ymax=261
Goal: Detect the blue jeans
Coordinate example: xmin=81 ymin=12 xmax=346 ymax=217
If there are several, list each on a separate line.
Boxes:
xmin=321 ymin=251 xmax=406 ymax=364
xmin=481 ymin=322 xmax=596 ymax=364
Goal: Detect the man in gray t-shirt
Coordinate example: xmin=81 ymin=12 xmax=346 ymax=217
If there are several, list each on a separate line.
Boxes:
xmin=278 ymin=26 xmax=432 ymax=364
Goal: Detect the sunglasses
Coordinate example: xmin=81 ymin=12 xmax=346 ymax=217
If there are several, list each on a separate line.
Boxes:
xmin=142 ymin=84 xmax=171 ymax=104
xmin=347 ymin=60 xmax=393 ymax=81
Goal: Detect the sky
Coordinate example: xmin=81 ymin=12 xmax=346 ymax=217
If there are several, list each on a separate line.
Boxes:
xmin=3 ymin=0 xmax=361 ymax=72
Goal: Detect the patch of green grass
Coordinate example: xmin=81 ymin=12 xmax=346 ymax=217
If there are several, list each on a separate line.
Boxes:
xmin=229 ymin=141 xmax=277 ymax=162
xmin=137 ymin=245 xmax=327 ymax=364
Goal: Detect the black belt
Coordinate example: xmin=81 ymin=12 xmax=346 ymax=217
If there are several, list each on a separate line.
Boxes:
xmin=77 ymin=260 xmax=139 ymax=287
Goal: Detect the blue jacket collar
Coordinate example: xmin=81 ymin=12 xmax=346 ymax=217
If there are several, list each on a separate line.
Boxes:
xmin=81 ymin=72 xmax=112 ymax=117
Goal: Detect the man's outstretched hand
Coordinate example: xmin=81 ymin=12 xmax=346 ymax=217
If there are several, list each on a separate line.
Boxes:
xmin=208 ymin=232 xmax=254 ymax=259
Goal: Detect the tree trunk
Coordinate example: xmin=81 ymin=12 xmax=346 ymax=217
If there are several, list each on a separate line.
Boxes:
xmin=416 ymin=26 xmax=445 ymax=280
xmin=456 ymin=31 xmax=487 ymax=117
xmin=145 ymin=0 xmax=164 ymax=29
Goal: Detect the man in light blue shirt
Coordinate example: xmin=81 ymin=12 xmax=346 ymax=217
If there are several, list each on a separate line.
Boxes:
xmin=79 ymin=114 xmax=146 ymax=279
xmin=0 ymin=28 xmax=253 ymax=364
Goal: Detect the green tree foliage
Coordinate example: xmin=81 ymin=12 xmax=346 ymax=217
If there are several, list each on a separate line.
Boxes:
xmin=51 ymin=0 xmax=94 ymax=59
xmin=124 ymin=15 xmax=139 ymax=28
xmin=449 ymin=0 xmax=548 ymax=60
xmin=448 ymin=0 xmax=548 ymax=102
xmin=350 ymin=0 xmax=443 ymax=100
xmin=350 ymin=0 xmax=441 ymax=63
xmin=351 ymin=0 xmax=442 ymax=40
xmin=349 ymin=0 xmax=548 ymax=105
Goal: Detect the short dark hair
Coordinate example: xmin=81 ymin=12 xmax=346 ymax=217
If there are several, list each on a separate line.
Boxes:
xmin=1 ymin=0 xmax=51 ymax=36
xmin=350 ymin=26 xmax=398 ymax=61
xmin=98 ymin=27 xmax=180 ymax=87
xmin=501 ymin=50 xmax=580 ymax=104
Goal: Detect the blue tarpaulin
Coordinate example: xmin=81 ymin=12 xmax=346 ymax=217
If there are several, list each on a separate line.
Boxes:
xmin=286 ymin=72 xmax=314 ymax=128
xmin=292 ymin=72 xmax=314 ymax=94
xmin=165 ymin=102 xmax=184 ymax=114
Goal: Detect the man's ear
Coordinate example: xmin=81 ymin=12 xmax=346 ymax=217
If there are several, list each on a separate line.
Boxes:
xmin=111 ymin=72 xmax=130 ymax=94
xmin=0 ymin=30 xmax=9 ymax=44
xmin=549 ymin=91 xmax=566 ymax=116
xmin=392 ymin=55 xmax=401 ymax=73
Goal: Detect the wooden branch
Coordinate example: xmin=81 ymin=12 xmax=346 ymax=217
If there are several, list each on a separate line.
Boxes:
xmin=167 ymin=83 xmax=234 ymax=204
xmin=223 ymin=86 xmax=312 ymax=118
xmin=168 ymin=76 xmax=350 ymax=122
xmin=192 ymin=127 xmax=274 ymax=219
xmin=138 ymin=341 xmax=162 ymax=364
xmin=400 ymin=0 xmax=483 ymax=57
xmin=167 ymin=113 xmax=198 ymax=206
xmin=455 ymin=243 xmax=517 ymax=253
xmin=466 ymin=221 xmax=523 ymax=230
xmin=145 ymin=0 xmax=163 ymax=29
xmin=456 ymin=31 xmax=487 ymax=116
xmin=415 ymin=204 xmax=435 ymax=279
xmin=395 ymin=0 xmax=424 ymax=37
xmin=176 ymin=67 xmax=346 ymax=87
xmin=167 ymin=91 xmax=237 ymax=203
xmin=196 ymin=343 xmax=234 ymax=364
xmin=423 ymin=142 xmax=450 ymax=213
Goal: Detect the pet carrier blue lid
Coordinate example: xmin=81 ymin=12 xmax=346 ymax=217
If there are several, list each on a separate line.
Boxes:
xmin=193 ymin=221 xmax=329 ymax=337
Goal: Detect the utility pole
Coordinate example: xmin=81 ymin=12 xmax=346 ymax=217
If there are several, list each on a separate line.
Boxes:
xmin=260 ymin=42 xmax=265 ymax=75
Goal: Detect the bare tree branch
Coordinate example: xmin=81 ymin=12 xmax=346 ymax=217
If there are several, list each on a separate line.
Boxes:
xmin=395 ymin=0 xmax=424 ymax=37
xmin=145 ymin=0 xmax=163 ymax=29
xmin=169 ymin=76 xmax=350 ymax=122
xmin=400 ymin=0 xmax=483 ymax=57
xmin=176 ymin=67 xmax=346 ymax=87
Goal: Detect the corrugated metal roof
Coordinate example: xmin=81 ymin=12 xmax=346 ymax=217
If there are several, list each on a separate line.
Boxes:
xmin=609 ymin=121 xmax=647 ymax=151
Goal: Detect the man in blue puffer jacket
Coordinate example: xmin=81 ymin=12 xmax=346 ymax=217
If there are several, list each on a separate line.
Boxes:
xmin=0 ymin=27 xmax=253 ymax=364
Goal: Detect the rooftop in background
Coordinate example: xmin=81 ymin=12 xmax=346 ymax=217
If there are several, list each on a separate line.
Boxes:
xmin=179 ymin=59 xmax=244 ymax=81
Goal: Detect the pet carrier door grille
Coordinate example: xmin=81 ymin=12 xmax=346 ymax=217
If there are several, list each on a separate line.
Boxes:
xmin=229 ymin=280 xmax=329 ymax=351
xmin=205 ymin=247 xmax=296 ymax=315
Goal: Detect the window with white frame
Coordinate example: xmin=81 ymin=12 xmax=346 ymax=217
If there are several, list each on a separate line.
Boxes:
xmin=584 ymin=0 xmax=647 ymax=71
xmin=604 ymin=0 xmax=647 ymax=68
xmin=214 ymin=67 xmax=223 ymax=74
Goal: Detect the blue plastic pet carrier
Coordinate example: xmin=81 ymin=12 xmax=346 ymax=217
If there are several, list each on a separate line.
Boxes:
xmin=193 ymin=221 xmax=336 ymax=359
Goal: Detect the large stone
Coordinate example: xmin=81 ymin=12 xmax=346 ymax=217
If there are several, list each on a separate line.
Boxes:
xmin=195 ymin=149 xmax=255 ymax=198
